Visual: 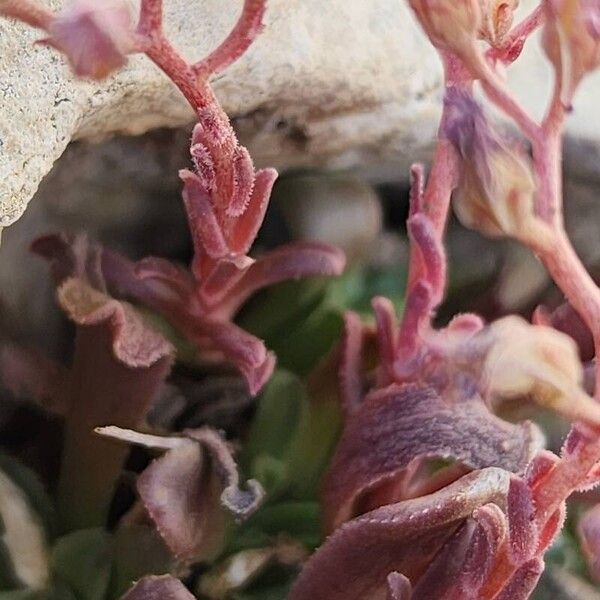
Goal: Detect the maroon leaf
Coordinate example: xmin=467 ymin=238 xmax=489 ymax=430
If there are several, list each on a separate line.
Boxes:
xmin=120 ymin=575 xmax=194 ymax=600
xmin=56 ymin=278 xmax=173 ymax=530
xmin=289 ymin=468 xmax=512 ymax=600
xmin=494 ymin=558 xmax=544 ymax=600
xmin=189 ymin=319 xmax=275 ymax=396
xmin=461 ymin=503 xmax=508 ymax=591
xmin=410 ymin=519 xmax=478 ymax=599
xmin=227 ymin=168 xmax=277 ymax=255
xmin=322 ymin=383 xmax=542 ymax=532
xmin=0 ymin=343 xmax=68 ymax=415
xmin=506 ymin=477 xmax=537 ymax=565
xmin=181 ymin=169 xmax=230 ymax=260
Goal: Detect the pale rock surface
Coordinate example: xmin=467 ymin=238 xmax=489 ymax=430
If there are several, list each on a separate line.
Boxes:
xmin=1 ymin=0 xmax=600 ymax=229
xmin=0 ymin=0 xmax=441 ymax=227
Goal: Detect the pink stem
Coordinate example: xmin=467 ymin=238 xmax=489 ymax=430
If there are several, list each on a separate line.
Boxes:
xmin=193 ymin=0 xmax=267 ymax=78
xmin=0 ymin=0 xmax=52 ymax=29
xmin=487 ymin=4 xmax=545 ymax=65
xmin=137 ymin=0 xmax=163 ymax=36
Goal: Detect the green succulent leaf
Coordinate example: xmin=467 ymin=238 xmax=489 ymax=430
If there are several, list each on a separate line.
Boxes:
xmin=242 ymin=370 xmax=341 ymax=503
xmin=51 ymin=529 xmax=111 ymax=600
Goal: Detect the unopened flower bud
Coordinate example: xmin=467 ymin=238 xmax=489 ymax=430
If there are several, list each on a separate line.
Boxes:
xmin=443 ymin=88 xmax=539 ymax=241
xmin=542 ymin=0 xmax=600 ymax=105
xmin=42 ymin=0 xmax=134 ymax=80
xmin=478 ymin=0 xmax=520 ymax=47
xmin=408 ymin=0 xmax=482 ymax=57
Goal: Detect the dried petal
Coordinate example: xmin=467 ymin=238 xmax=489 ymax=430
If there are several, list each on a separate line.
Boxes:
xmin=100 ymin=427 xmax=263 ymax=562
xmin=322 ymin=383 xmax=542 ymax=532
xmin=444 ymin=89 xmax=540 ymax=242
xmin=58 ymin=278 xmax=173 ymax=368
xmin=289 ymin=468 xmax=512 ymax=600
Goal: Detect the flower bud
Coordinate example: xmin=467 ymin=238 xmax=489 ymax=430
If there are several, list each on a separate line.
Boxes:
xmin=478 ymin=316 xmax=600 ymax=428
xmin=478 ymin=0 xmax=520 ymax=47
xmin=542 ymin=0 xmax=600 ymax=105
xmin=42 ymin=0 xmax=133 ymax=80
xmin=408 ymin=0 xmax=482 ymax=56
xmin=443 ymin=89 xmax=538 ymax=240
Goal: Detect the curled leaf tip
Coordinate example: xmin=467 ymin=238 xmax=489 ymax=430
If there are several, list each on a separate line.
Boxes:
xmin=57 ymin=277 xmax=174 ymax=369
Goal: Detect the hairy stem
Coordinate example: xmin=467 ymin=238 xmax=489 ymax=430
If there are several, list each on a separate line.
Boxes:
xmin=0 ymin=0 xmax=52 ymax=29
xmin=193 ymin=0 xmax=267 ymax=78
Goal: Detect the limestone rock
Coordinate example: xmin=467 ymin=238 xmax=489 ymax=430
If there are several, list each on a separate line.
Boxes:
xmin=0 ymin=0 xmax=441 ymax=227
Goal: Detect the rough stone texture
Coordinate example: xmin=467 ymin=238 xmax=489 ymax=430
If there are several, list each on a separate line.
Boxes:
xmin=0 ymin=0 xmax=442 ymax=228
xmin=1 ymin=0 xmax=600 ymax=229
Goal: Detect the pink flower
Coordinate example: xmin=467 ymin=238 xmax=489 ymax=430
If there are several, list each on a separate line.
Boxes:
xmin=41 ymin=0 xmax=134 ymax=80
xmin=542 ymin=0 xmax=600 ymax=105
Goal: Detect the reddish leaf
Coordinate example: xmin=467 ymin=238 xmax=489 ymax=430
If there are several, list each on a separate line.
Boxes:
xmin=227 ymin=145 xmax=255 ymax=217
xmin=56 ymin=278 xmax=174 ymax=530
xmin=227 ymin=168 xmax=278 ymax=255
xmin=181 ymin=169 xmax=230 ymax=260
xmin=506 ymin=477 xmax=537 ymax=565
xmin=120 ymin=575 xmax=194 ymax=600
xmin=494 ymin=558 xmax=544 ymax=600
xmin=216 ymin=242 xmax=346 ymax=318
xmin=289 ymin=468 xmax=512 ymax=600
xmin=322 ymin=383 xmax=542 ymax=532
xmin=190 ymin=319 xmax=275 ymax=396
